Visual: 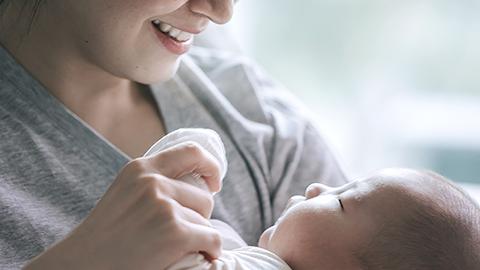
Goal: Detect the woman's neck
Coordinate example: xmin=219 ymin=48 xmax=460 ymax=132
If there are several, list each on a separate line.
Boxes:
xmin=0 ymin=3 xmax=167 ymax=158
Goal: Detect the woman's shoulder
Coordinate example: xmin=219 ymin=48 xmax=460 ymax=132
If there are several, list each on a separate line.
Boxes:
xmin=184 ymin=46 xmax=308 ymax=124
xmin=186 ymin=46 xmax=275 ymax=97
xmin=186 ymin=46 xmax=254 ymax=75
xmin=183 ymin=46 xmax=274 ymax=124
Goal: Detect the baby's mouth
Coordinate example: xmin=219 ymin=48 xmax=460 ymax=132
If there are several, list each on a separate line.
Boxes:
xmin=286 ymin=195 xmax=306 ymax=209
xmin=278 ymin=195 xmax=306 ymax=219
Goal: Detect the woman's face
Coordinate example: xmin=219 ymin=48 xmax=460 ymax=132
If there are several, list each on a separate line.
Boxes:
xmin=33 ymin=0 xmax=234 ymax=83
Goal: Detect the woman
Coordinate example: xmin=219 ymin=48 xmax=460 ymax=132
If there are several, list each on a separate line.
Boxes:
xmin=0 ymin=0 xmax=346 ymax=269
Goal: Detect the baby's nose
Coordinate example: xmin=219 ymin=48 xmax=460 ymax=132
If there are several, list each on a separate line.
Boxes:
xmin=305 ymin=183 xmax=333 ymax=199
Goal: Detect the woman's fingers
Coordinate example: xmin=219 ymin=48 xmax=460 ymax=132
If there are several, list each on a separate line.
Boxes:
xmin=171 ymin=180 xmax=215 ymax=219
xmin=185 ymin=222 xmax=222 ymax=260
xmin=144 ymin=174 xmax=214 ymax=219
xmin=159 ymin=200 xmax=221 ymax=266
xmin=146 ymin=141 xmax=222 ymax=193
xmin=25 ymin=142 xmax=225 ymax=270
xmin=176 ymin=202 xmax=213 ymax=229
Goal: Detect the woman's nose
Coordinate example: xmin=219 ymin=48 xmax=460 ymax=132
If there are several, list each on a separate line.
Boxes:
xmin=189 ymin=0 xmax=234 ymax=24
xmin=305 ymin=183 xmax=333 ymax=199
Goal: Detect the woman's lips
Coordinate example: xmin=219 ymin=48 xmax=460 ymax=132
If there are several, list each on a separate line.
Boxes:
xmin=151 ymin=23 xmax=193 ymax=55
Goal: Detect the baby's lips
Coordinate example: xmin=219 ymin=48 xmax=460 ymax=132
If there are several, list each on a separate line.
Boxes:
xmin=276 ymin=196 xmax=305 ymax=221
xmin=285 ymin=195 xmax=306 ymax=211
xmin=305 ymin=183 xmax=325 ymax=198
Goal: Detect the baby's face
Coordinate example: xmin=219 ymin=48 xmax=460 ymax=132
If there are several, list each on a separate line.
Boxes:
xmin=259 ymin=168 xmax=437 ymax=270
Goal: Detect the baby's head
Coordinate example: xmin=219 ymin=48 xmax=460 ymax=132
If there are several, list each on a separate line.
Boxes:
xmin=259 ymin=168 xmax=480 ymax=270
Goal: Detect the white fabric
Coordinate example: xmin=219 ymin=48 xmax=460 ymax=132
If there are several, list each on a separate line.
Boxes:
xmin=143 ymin=128 xmax=228 ymax=193
xmin=166 ymin=247 xmax=292 ymax=270
xmin=210 ymin=220 xmax=247 ymax=250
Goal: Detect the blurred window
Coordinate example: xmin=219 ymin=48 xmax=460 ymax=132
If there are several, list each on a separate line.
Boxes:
xmin=225 ymin=0 xmax=480 ymax=184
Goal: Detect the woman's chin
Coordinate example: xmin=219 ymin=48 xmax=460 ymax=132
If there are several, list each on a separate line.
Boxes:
xmin=127 ymin=56 xmax=181 ymax=85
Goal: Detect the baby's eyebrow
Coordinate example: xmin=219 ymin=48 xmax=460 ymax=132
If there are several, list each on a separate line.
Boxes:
xmin=338 ymin=198 xmax=345 ymax=211
xmin=325 ymin=180 xmax=359 ymax=195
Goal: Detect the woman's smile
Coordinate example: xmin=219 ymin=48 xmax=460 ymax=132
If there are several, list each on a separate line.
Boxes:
xmin=153 ymin=20 xmax=194 ymax=42
xmin=151 ymin=20 xmax=195 ymax=55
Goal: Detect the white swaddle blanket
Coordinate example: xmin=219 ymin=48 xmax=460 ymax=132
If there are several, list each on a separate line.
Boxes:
xmin=144 ymin=128 xmax=291 ymax=270
xmin=143 ymin=128 xmax=228 ymax=193
xmin=167 ymin=246 xmax=292 ymax=270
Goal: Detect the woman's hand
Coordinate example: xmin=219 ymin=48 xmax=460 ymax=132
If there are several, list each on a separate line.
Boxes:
xmin=24 ymin=142 xmax=223 ymax=270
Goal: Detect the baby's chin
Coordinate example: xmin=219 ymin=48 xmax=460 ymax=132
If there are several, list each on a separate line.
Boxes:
xmin=258 ymin=226 xmax=275 ymax=249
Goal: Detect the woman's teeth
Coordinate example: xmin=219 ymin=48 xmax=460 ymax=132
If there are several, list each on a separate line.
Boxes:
xmin=152 ymin=20 xmax=192 ymax=42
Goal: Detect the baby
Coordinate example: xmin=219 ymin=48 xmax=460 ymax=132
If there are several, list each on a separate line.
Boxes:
xmin=258 ymin=168 xmax=480 ymax=270
xmin=147 ymin=129 xmax=480 ymax=270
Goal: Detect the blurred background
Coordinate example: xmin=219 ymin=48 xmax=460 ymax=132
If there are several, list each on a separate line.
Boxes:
xmin=199 ymin=0 xmax=480 ymax=195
